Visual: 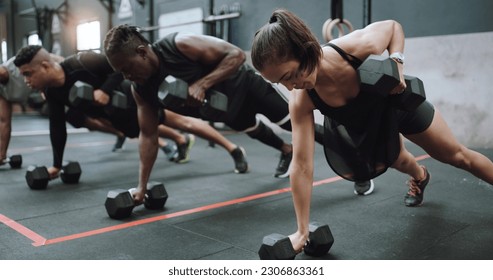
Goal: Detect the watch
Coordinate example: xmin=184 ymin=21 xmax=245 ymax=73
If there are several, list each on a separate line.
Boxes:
xmin=389 ymin=52 xmax=405 ymax=64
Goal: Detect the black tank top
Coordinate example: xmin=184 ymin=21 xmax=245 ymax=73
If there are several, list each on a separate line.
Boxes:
xmin=309 ymin=43 xmax=400 ymax=181
xmin=134 ymin=32 xmax=255 ymax=122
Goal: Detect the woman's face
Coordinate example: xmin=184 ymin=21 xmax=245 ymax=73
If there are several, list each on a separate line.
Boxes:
xmin=260 ymin=59 xmax=317 ymax=91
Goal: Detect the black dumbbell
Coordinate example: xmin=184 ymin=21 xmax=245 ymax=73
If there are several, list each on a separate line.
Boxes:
xmin=358 ymin=55 xmax=426 ymax=111
xmin=2 ymin=154 xmax=22 ymax=169
xmin=104 ymin=182 xmax=168 ymax=219
xmin=390 ymin=75 xmax=426 ymax=111
xmin=69 ymin=81 xmax=94 ymax=108
xmin=258 ymin=221 xmax=334 ymax=260
xmin=358 ymin=55 xmax=400 ymax=96
xmin=69 ymin=81 xmax=129 ymax=113
xmin=158 ymin=77 xmax=228 ymax=120
xmin=25 ymin=161 xmax=82 ymax=190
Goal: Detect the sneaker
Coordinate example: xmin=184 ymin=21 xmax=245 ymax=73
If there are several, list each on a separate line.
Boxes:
xmin=161 ymin=143 xmax=178 ymax=161
xmin=175 ymin=134 xmax=195 ymax=164
xmin=274 ymin=151 xmax=292 ymax=178
xmin=353 ymin=180 xmax=375 ymax=195
xmin=230 ymin=146 xmax=248 ymax=174
xmin=404 ymin=166 xmax=431 ymax=207
xmin=112 ymin=136 xmax=126 ymax=152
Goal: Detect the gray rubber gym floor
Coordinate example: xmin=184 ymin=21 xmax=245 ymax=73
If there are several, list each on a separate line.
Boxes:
xmin=1 ymin=113 xmax=493 ymax=260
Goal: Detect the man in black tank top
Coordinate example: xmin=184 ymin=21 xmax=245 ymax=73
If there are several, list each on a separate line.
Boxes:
xmin=103 ymin=25 xmax=327 ymax=204
xmin=14 ymin=46 xmax=244 ymax=179
xmin=252 ymin=9 xmax=493 ymax=253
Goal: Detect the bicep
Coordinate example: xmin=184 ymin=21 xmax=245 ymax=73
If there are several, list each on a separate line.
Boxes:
xmin=175 ymin=34 xmax=242 ymax=65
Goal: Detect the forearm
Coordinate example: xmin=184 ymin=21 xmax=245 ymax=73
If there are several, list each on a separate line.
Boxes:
xmin=138 ymin=130 xmax=159 ymax=189
xmin=0 ymin=98 xmax=12 ymax=159
xmin=195 ymin=49 xmax=245 ymax=90
xmin=49 ymin=105 xmax=67 ymax=168
xmin=290 ymin=162 xmax=314 ymax=236
xmin=387 ymin=21 xmax=405 ymax=54
xmin=50 ymin=123 xmax=67 ymax=168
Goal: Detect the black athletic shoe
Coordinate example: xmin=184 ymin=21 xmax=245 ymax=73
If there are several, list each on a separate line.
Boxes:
xmin=161 ymin=143 xmax=178 ymax=161
xmin=354 ymin=180 xmax=375 ymax=195
xmin=274 ymin=151 xmax=292 ymax=178
xmin=112 ymin=136 xmax=126 ymax=152
xmin=175 ymin=134 xmax=195 ymax=164
xmin=404 ymin=166 xmax=431 ymax=207
xmin=230 ymin=146 xmax=248 ymax=174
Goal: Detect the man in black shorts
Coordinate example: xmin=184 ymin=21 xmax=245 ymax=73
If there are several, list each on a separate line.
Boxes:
xmin=103 ymin=25 xmax=334 ymax=203
xmin=14 ymin=45 xmax=248 ymax=178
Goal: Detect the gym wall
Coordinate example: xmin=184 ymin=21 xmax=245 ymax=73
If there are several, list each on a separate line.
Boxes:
xmin=1 ymin=0 xmax=492 ymax=147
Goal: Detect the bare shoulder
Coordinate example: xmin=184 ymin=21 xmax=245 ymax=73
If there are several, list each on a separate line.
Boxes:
xmin=289 ymin=89 xmax=315 ymax=117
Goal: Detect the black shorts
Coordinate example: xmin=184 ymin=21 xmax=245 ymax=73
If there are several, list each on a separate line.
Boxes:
xmin=396 ymin=100 xmax=435 ymax=135
xmin=227 ymin=75 xmax=289 ymax=131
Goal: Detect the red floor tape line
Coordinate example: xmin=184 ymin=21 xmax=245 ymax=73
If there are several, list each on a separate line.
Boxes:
xmin=1 ymin=154 xmax=431 ymax=247
xmin=0 ymin=214 xmax=47 ymax=245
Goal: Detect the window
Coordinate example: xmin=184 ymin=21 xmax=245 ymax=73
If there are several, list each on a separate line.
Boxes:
xmin=1 ymin=40 xmax=6 ymax=62
xmin=76 ymin=20 xmax=100 ymax=52
xmin=27 ymin=33 xmax=42 ymax=46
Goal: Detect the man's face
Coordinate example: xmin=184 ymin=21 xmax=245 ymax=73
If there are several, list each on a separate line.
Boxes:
xmin=107 ymin=48 xmax=154 ymax=85
xmin=18 ymin=62 xmax=50 ymax=91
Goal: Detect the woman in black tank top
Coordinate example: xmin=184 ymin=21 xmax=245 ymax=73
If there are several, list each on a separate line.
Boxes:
xmin=252 ymin=8 xmax=493 ymax=253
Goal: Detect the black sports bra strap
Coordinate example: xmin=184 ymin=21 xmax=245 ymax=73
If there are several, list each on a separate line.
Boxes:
xmin=325 ymin=43 xmax=363 ymax=69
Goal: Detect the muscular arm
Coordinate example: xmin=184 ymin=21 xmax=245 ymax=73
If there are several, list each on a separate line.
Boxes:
xmin=334 ymin=20 xmax=406 ymax=94
xmin=288 ymin=90 xmax=317 ymax=250
xmin=132 ymin=85 xmax=159 ymax=202
xmin=174 ymin=34 xmax=246 ymax=103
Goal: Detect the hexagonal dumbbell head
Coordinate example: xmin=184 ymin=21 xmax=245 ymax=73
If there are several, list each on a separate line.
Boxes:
xmin=199 ymin=89 xmax=228 ymax=121
xmin=358 ymin=55 xmax=400 ymax=96
xmin=258 ymin=233 xmax=297 ymax=260
xmin=8 ymin=154 xmax=22 ymax=169
xmin=25 ymin=165 xmax=50 ymax=190
xmin=303 ymin=221 xmax=334 ymax=257
xmin=390 ymin=75 xmax=426 ymax=111
xmin=144 ymin=182 xmax=168 ymax=210
xmin=69 ymin=81 xmax=94 ymax=108
xmin=105 ymin=189 xmax=136 ymax=219
xmin=60 ymin=161 xmax=82 ymax=184
xmin=158 ymin=77 xmax=188 ymax=109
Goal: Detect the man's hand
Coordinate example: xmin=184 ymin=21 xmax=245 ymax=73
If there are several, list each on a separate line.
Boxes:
xmin=93 ymin=89 xmax=110 ymax=106
xmin=187 ymin=83 xmax=206 ymax=107
xmin=47 ymin=166 xmax=61 ymax=179
xmin=131 ymin=187 xmax=147 ymax=204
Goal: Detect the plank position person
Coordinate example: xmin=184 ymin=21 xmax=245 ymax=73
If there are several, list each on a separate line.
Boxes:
xmin=103 ymin=25 xmax=352 ymax=203
xmin=251 ymin=9 xmax=493 ymax=252
xmin=14 ymin=45 xmax=248 ymax=178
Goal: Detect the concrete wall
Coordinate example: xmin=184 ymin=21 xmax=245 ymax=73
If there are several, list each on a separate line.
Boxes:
xmin=405 ymin=31 xmax=493 ymax=148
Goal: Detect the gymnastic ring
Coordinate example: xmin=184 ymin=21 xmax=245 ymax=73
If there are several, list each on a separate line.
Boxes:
xmin=322 ymin=18 xmax=354 ymax=42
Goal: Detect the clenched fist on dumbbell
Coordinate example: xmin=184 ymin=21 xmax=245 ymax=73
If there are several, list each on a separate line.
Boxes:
xmin=104 ymin=182 xmax=168 ymax=219
xmin=25 ymin=161 xmax=82 ymax=190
